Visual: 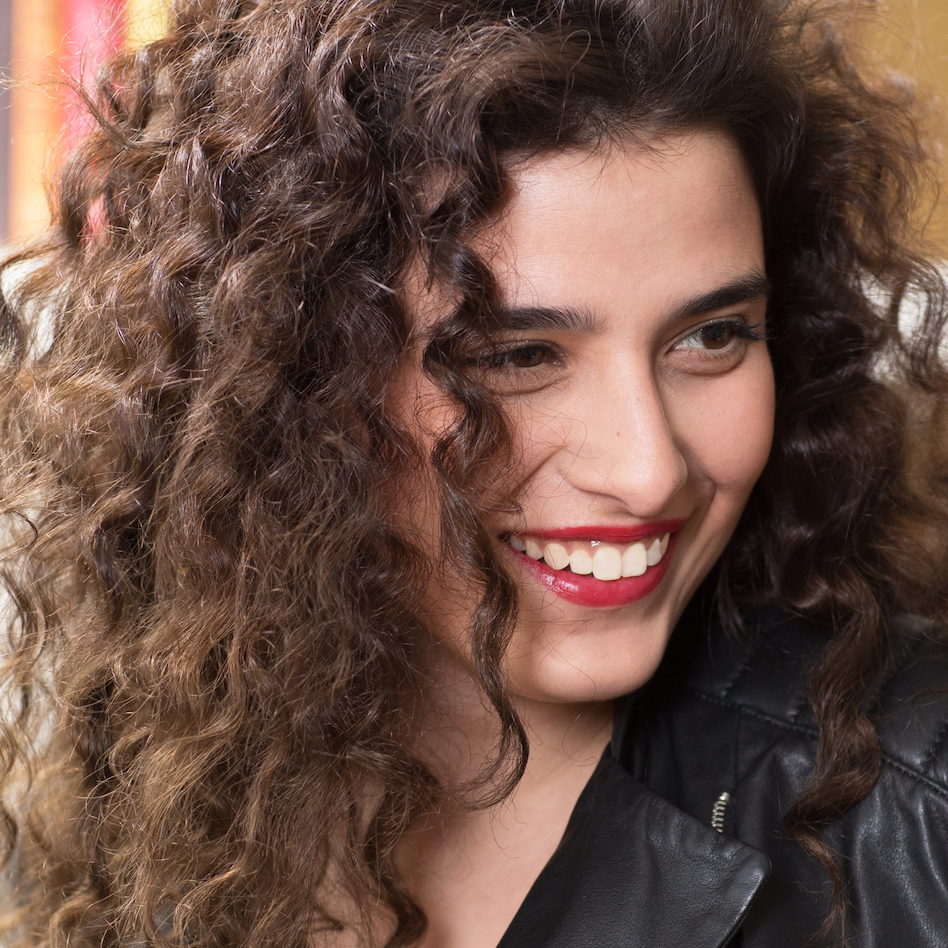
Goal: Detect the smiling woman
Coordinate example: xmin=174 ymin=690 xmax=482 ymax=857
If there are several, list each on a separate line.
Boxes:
xmin=393 ymin=137 xmax=777 ymax=945
xmin=397 ymin=137 xmax=774 ymax=713
xmin=1 ymin=1 xmax=948 ymax=947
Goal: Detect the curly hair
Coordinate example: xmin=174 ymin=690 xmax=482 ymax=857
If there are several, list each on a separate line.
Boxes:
xmin=1 ymin=0 xmax=947 ymax=945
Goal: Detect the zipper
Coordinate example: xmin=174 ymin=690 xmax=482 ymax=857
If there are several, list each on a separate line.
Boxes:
xmin=711 ymin=791 xmax=731 ymax=833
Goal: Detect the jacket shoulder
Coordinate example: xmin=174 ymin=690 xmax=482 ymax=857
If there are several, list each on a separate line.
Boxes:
xmin=618 ymin=606 xmax=948 ymax=948
xmin=651 ymin=605 xmax=948 ymax=793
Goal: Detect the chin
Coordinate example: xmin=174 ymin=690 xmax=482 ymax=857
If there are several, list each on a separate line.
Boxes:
xmin=506 ymin=616 xmax=676 ymax=707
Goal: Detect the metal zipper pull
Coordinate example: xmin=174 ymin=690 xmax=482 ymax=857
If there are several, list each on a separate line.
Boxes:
xmin=711 ymin=791 xmax=731 ymax=833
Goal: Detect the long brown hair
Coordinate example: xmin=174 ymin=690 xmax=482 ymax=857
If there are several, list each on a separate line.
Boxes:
xmin=1 ymin=1 xmax=947 ymax=945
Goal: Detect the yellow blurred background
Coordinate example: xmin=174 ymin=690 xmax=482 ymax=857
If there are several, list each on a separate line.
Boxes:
xmin=3 ymin=0 xmax=168 ymax=240
xmin=860 ymin=0 xmax=948 ymax=251
xmin=2 ymin=0 xmax=948 ymax=245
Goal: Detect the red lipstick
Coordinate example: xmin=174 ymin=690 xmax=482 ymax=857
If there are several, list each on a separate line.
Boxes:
xmin=522 ymin=519 xmax=686 ymax=544
xmin=503 ymin=526 xmax=681 ymax=608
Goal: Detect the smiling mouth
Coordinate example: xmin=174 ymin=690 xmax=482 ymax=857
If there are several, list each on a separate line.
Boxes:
xmin=505 ymin=533 xmax=671 ymax=581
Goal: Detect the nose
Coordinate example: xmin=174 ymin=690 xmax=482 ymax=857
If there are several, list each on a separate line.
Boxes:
xmin=557 ymin=367 xmax=688 ymax=517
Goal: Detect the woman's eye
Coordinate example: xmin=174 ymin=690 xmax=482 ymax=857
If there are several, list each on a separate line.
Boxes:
xmin=491 ymin=344 xmax=555 ymax=369
xmin=470 ymin=341 xmax=562 ymax=394
xmin=676 ymin=320 xmax=762 ymax=351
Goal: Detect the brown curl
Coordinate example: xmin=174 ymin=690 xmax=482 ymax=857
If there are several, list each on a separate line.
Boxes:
xmin=0 ymin=1 xmax=947 ymax=945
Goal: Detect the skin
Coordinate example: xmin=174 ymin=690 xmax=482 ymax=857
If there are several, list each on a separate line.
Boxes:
xmin=392 ymin=131 xmax=775 ymax=948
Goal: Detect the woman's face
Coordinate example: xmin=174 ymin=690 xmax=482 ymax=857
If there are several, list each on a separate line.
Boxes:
xmin=395 ymin=132 xmax=774 ymax=710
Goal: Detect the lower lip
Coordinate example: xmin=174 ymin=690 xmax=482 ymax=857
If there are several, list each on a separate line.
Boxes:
xmin=505 ymin=533 xmax=678 ymax=608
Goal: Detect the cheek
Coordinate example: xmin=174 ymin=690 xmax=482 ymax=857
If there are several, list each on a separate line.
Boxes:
xmin=677 ymin=354 xmax=775 ymax=502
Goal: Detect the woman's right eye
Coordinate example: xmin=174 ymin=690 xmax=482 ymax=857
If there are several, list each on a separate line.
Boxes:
xmin=489 ymin=343 xmax=558 ymax=369
xmin=465 ymin=341 xmax=564 ymax=395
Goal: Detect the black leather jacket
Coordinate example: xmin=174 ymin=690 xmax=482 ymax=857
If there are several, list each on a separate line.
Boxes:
xmin=497 ymin=607 xmax=948 ymax=947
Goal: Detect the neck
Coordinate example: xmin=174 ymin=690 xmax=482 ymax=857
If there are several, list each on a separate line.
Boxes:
xmin=513 ymin=693 xmax=614 ymax=786
xmin=399 ymin=653 xmax=613 ymax=948
xmin=413 ymin=645 xmax=614 ymax=792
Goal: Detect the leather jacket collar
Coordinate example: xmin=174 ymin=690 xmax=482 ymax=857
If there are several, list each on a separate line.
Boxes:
xmin=497 ymin=752 xmax=770 ymax=948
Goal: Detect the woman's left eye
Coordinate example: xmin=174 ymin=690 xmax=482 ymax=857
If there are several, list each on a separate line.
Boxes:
xmin=675 ymin=319 xmax=763 ymax=351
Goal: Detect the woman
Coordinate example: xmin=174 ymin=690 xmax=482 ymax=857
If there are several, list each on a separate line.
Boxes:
xmin=1 ymin=0 xmax=947 ymax=945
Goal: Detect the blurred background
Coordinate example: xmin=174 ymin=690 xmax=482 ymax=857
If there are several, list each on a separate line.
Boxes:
xmin=0 ymin=0 xmax=947 ymax=246
xmin=1 ymin=0 xmax=167 ymax=243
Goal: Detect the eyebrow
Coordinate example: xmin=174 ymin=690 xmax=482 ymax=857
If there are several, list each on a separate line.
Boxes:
xmin=667 ymin=272 xmax=771 ymax=323
xmin=487 ymin=271 xmax=770 ymax=334
xmin=489 ymin=304 xmax=600 ymax=333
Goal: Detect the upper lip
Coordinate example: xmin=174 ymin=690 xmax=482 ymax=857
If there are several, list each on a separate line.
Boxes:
xmin=506 ymin=519 xmax=687 ymax=544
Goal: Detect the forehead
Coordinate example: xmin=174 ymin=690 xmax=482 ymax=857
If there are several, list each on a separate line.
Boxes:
xmin=402 ymin=131 xmax=764 ymax=337
xmin=476 ymin=132 xmax=764 ymax=321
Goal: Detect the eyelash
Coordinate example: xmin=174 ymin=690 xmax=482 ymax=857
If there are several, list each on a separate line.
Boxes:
xmin=486 ymin=342 xmax=562 ymax=370
xmin=675 ymin=318 xmax=767 ymax=351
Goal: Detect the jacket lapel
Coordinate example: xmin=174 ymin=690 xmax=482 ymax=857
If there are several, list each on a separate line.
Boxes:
xmin=496 ymin=754 xmax=769 ymax=948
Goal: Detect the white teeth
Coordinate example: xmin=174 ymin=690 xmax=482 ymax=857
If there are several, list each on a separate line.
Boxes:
xmin=544 ymin=542 xmax=570 ymax=571
xmin=646 ymin=537 xmax=663 ymax=566
xmin=508 ymin=530 xmax=673 ymax=581
xmin=592 ymin=545 xmax=622 ymax=580
xmin=621 ymin=542 xmax=648 ymax=577
xmin=568 ymin=549 xmax=593 ymax=575
xmin=524 ymin=539 xmax=543 ymax=560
